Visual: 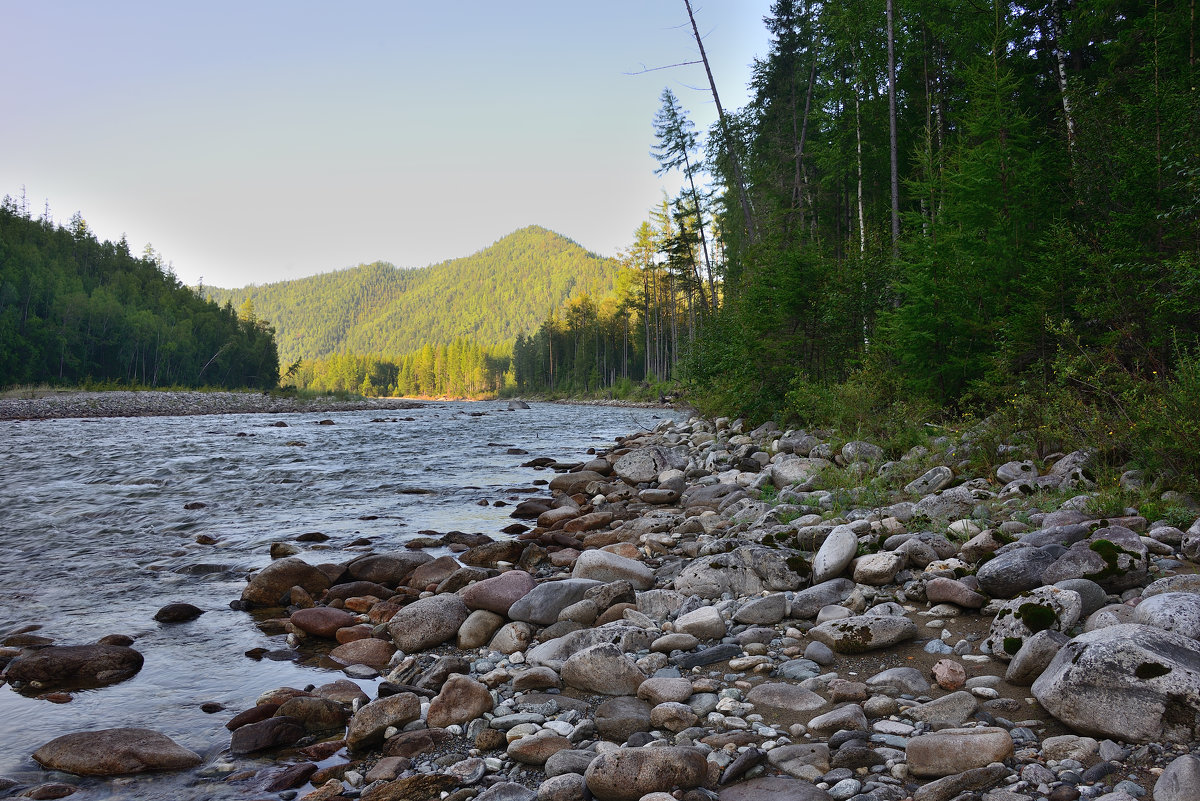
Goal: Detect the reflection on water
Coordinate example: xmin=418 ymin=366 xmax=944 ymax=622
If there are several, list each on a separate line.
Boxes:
xmin=0 ymin=401 xmax=680 ymax=798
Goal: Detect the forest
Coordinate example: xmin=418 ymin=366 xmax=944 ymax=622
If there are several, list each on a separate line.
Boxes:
xmin=0 ymin=196 xmax=278 ymax=389
xmin=517 ymin=0 xmax=1199 ymax=480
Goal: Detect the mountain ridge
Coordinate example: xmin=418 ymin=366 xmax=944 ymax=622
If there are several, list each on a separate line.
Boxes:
xmin=203 ymin=225 xmax=620 ymax=363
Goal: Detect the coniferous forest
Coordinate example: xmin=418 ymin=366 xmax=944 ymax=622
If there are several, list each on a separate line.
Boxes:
xmin=517 ymin=0 xmax=1199 ymax=480
xmin=0 ymin=198 xmax=279 ymax=389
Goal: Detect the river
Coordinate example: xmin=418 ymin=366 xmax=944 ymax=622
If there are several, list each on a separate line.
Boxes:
xmin=0 ymin=401 xmax=683 ymax=798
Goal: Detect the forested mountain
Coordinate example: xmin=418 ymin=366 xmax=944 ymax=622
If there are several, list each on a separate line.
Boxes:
xmin=0 ymin=199 xmax=278 ymax=389
xmin=203 ymin=226 xmax=620 ymax=364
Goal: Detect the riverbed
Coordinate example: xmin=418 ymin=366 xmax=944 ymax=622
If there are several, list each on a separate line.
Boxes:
xmin=0 ymin=401 xmax=682 ymax=798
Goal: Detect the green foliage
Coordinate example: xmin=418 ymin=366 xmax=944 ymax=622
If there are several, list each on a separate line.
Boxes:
xmin=203 ymin=226 xmax=620 ymax=367
xmin=0 ymin=200 xmax=278 ymax=389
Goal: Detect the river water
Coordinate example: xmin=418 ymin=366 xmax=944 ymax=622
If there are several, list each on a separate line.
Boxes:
xmin=0 ymin=401 xmax=682 ymax=798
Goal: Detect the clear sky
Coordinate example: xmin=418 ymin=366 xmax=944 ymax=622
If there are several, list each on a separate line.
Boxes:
xmin=1 ymin=1 xmax=773 ymax=288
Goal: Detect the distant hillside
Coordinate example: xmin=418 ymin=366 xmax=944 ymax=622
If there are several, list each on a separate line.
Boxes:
xmin=204 ymin=226 xmax=620 ymax=363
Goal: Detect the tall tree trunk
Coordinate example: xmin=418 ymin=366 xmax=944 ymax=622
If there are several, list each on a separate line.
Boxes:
xmin=683 ymin=0 xmax=758 ymax=244
xmin=887 ymin=0 xmax=901 ymax=257
xmin=1047 ymin=0 xmax=1077 ymax=161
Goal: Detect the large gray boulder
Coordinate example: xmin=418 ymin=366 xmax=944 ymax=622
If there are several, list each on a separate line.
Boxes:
xmin=770 ymin=456 xmax=831 ymax=490
xmin=386 ymin=594 xmax=469 ymax=652
xmin=32 ymin=728 xmax=201 ymax=775
xmin=561 ymin=643 xmax=646 ymax=696
xmin=1041 ymin=526 xmax=1149 ymax=592
xmin=613 ymin=446 xmax=682 ymax=484
xmin=584 ymin=746 xmax=708 ymax=801
xmin=527 ymin=623 xmax=654 ymax=670
xmin=810 ymin=524 xmax=859 ymax=584
xmin=345 ymin=551 xmax=432 ymax=586
xmin=508 ymin=578 xmax=602 ymax=625
xmin=1132 ymin=592 xmax=1200 ymax=640
xmin=984 ymin=586 xmax=1083 ymax=660
xmin=1031 ymin=623 xmax=1200 ymax=743
xmin=808 ymin=614 xmax=917 ymax=654
xmin=975 ymin=546 xmax=1058 ymax=598
xmin=914 ymin=482 xmax=992 ymax=521
xmin=790 ymin=579 xmax=855 ymax=619
xmin=674 ymin=545 xmax=808 ymax=599
xmin=572 ymin=550 xmax=654 ymax=590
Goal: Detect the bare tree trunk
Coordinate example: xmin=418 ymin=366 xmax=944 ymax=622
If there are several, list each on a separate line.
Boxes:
xmin=793 ymin=56 xmax=818 ymax=224
xmin=887 ymin=0 xmax=901 ymax=258
xmin=1048 ymin=0 xmax=1077 ymax=160
xmin=683 ymin=0 xmax=758 ymax=244
xmin=853 ymin=48 xmax=866 ymax=254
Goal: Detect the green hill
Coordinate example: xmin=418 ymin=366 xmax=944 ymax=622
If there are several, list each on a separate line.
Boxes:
xmin=203 ymin=226 xmax=620 ymax=363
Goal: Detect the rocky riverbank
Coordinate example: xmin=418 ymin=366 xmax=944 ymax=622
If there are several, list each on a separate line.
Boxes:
xmin=3 ymin=414 xmax=1200 ymax=801
xmin=0 ymin=390 xmax=426 ymax=420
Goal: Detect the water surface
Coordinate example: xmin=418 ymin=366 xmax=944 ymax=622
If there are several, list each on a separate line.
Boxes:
xmin=0 ymin=401 xmax=680 ymax=798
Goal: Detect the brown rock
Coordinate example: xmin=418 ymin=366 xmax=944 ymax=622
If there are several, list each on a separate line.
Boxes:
xmin=507 ymin=732 xmax=573 ymax=765
xmin=290 ymin=607 xmax=356 ymax=638
xmin=328 ymin=638 xmax=394 ymax=669
xmin=382 ymin=727 xmax=453 ymax=758
xmin=360 ymin=773 xmax=459 ymax=801
xmin=426 ymin=675 xmax=494 ymax=728
xmin=932 ymin=658 xmax=967 ymax=691
xmin=584 ymin=746 xmax=709 ymax=801
xmin=346 ymin=693 xmax=420 ymax=750
xmin=242 ymin=557 xmax=332 ymax=607
xmin=458 ymin=570 xmax=536 ymax=615
xmin=32 ymin=728 xmax=201 ymax=776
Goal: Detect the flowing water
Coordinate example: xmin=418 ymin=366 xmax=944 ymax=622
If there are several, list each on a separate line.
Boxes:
xmin=0 ymin=401 xmax=682 ymax=798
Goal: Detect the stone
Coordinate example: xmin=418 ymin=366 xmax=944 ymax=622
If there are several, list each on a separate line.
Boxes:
xmin=312 ymin=679 xmax=369 ymax=706
xmin=915 ymin=483 xmax=992 ymax=521
xmin=1040 ymin=734 xmax=1100 ymax=762
xmin=745 ymin=682 xmax=827 ymax=714
xmin=673 ymin=642 xmax=739 ymax=670
xmin=1132 ymin=592 xmax=1200 ymax=639
xmin=719 ymin=776 xmax=834 ymax=800
xmin=595 ymin=696 xmax=652 ymax=741
xmin=386 ymin=593 xmax=469 ymax=652
xmin=153 ymin=602 xmax=205 ymax=623
xmin=1054 ymin=578 xmax=1109 ymax=618
xmin=274 ymin=696 xmax=348 ymax=732
xmin=996 ymin=460 xmax=1037 ymax=484
xmin=638 ymin=676 xmax=694 ymax=704
xmin=584 ymin=746 xmax=708 ymax=801
xmin=790 ymin=579 xmax=855 ymax=619
xmin=1085 ymin=603 xmax=1137 ymax=631
xmin=975 ymin=547 xmax=1059 ymax=598
xmin=1041 ymin=527 xmax=1150 ymax=592
xmin=811 ymin=524 xmax=859 ymax=584
xmin=852 ymin=551 xmax=904 ymax=585
xmin=985 ymin=585 xmax=1083 ymax=661
xmin=1153 ymin=754 xmax=1200 ymax=801
xmin=509 ymin=578 xmax=602 ymax=625
xmin=427 ymin=675 xmax=493 ymax=728
xmin=806 ymin=704 xmax=867 ymax=736
xmin=409 ymin=555 xmax=462 ymax=588
xmin=478 ymin=783 xmax=538 ymax=801
xmin=733 ymin=593 xmax=788 ymax=625
xmin=572 ymin=549 xmax=654 ymax=590
xmin=458 ymin=609 xmax=505 ymax=649
xmin=614 ymin=446 xmax=680 ymax=484
xmin=328 ymin=637 xmax=394 ymax=669
xmin=673 ymin=545 xmax=809 ymax=599
xmin=242 ymin=557 xmax=333 ymax=606
xmin=527 ymin=623 xmax=653 ymax=669
xmin=539 ymin=773 xmax=586 ymax=801
xmin=674 ymin=606 xmax=727 ymax=640
xmin=346 ymin=693 xmax=420 ymax=750
xmin=902 ymin=690 xmax=979 ymax=727
xmin=1031 ymin=623 xmax=1200 ymax=743
xmin=771 ymin=456 xmax=831 ymax=490
xmin=561 ymin=643 xmax=646 ymax=695
xmin=932 ymin=658 xmax=967 ymax=690
xmin=651 ymin=632 xmax=699 ymax=653
xmin=32 ymin=728 xmax=201 ymax=775
xmin=865 ymin=666 xmax=930 ymax=695
xmin=906 ymin=466 xmax=954 ymax=496
xmin=808 ymin=614 xmax=917 ymax=653
xmin=458 ymin=570 xmax=536 ymax=615
xmin=2 ymin=644 xmax=143 ymax=689
xmin=508 ymin=731 xmax=573 ymax=765
xmin=1005 ymin=629 xmax=1070 ymax=685
xmin=359 ymin=774 xmax=458 ymax=801
xmin=548 ymin=470 xmax=609 ymax=495
xmin=913 ymin=763 xmax=1009 ymax=801
xmin=490 ymin=621 xmax=534 ymax=654
xmin=229 ymin=716 xmax=306 ymax=753
xmin=650 ymin=701 xmax=698 ymax=731
xmin=290 ymin=606 xmax=356 ymax=638
xmin=512 ymin=666 xmax=561 ymax=691
xmin=842 ymin=440 xmax=883 ymax=462
xmin=345 ymin=551 xmax=432 ymax=586
xmin=767 ymin=743 xmax=831 ymax=777
xmin=925 ymin=577 xmax=987 ymax=609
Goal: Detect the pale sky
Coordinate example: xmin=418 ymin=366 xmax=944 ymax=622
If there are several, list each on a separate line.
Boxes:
xmin=2 ymin=1 xmax=772 ymax=288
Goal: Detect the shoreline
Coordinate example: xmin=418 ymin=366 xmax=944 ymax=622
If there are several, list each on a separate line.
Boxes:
xmin=0 ymin=390 xmax=427 ymax=421
xmin=0 ymin=390 xmax=686 ymax=421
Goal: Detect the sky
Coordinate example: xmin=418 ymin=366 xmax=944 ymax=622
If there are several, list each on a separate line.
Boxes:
xmin=1 ymin=1 xmax=774 ymax=288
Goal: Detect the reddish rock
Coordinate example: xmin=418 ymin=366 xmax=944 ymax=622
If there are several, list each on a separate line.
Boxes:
xmin=458 ymin=570 xmax=536 ymax=616
xmin=290 ymin=607 xmax=356 ymax=638
xmin=932 ymin=659 xmax=967 ymax=691
xmin=328 ymin=638 xmax=394 ymax=669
